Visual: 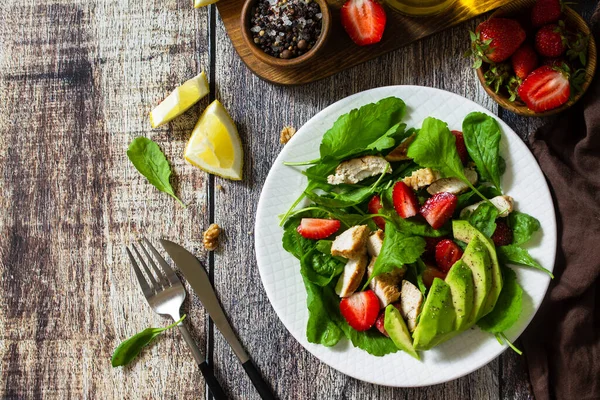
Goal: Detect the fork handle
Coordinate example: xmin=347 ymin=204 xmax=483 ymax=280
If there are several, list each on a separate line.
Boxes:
xmin=199 ymin=361 xmax=227 ymax=400
xmin=177 ymin=324 xmax=227 ymax=399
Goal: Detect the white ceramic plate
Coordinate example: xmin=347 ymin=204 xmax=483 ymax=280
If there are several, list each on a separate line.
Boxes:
xmin=254 ymin=86 xmax=556 ymax=387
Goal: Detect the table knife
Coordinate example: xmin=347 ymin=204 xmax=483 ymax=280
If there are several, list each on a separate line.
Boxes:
xmin=160 ymin=239 xmax=276 ymax=400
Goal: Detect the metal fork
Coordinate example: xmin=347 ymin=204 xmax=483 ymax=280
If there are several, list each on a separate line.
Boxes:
xmin=126 ymin=238 xmax=226 ymax=400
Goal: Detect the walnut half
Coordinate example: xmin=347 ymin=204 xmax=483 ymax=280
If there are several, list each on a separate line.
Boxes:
xmin=203 ymin=223 xmax=221 ymax=251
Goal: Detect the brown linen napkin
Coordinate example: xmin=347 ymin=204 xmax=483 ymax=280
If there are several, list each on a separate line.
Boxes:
xmin=521 ymin=5 xmax=600 ymax=400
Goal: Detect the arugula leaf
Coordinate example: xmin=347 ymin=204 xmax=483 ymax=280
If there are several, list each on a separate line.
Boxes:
xmin=498 ymin=245 xmax=554 ymax=278
xmin=462 ymin=112 xmax=502 ymax=190
xmin=477 ymin=266 xmax=522 ymax=333
xmin=363 ymin=224 xmax=425 ymax=288
xmin=407 ymin=117 xmax=466 ymax=181
xmin=508 ymin=212 xmax=541 ymax=245
xmin=466 ymin=202 xmax=499 ymax=238
xmin=127 ymin=137 xmax=184 ymax=206
xmin=319 ymin=97 xmax=406 ymax=161
xmin=365 ymin=123 xmax=408 ymax=152
xmin=112 ymin=315 xmax=186 ymax=367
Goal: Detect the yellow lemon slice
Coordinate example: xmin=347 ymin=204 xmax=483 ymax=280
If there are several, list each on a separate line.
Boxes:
xmin=194 ymin=0 xmax=218 ymax=8
xmin=184 ymin=100 xmax=243 ymax=180
xmin=149 ymin=71 xmax=209 ymax=128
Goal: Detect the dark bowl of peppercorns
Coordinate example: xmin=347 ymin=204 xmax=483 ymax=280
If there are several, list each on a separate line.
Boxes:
xmin=241 ymin=0 xmax=331 ymax=68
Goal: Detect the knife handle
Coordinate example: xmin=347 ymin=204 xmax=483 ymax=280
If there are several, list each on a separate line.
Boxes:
xmin=199 ymin=361 xmax=227 ymax=400
xmin=242 ymin=360 xmax=276 ymax=400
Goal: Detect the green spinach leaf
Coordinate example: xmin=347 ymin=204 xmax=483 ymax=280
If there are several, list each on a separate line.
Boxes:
xmin=363 ymin=224 xmax=425 ymax=288
xmin=478 ymin=266 xmax=522 ymax=333
xmin=301 ymin=248 xmax=344 ymax=286
xmin=462 ymin=112 xmax=502 ymax=190
xmin=498 ymin=245 xmax=554 ymax=278
xmin=466 ymin=202 xmax=499 ymax=238
xmin=406 ymin=117 xmax=467 ymax=181
xmin=509 ymin=212 xmax=541 ymax=245
xmin=319 ymin=97 xmax=406 ymax=161
xmin=112 ymin=315 xmax=186 ymax=367
xmin=127 ymin=137 xmax=184 ymax=206
xmin=365 ymin=123 xmax=408 ymax=152
xmin=303 ymin=277 xmax=343 ymax=347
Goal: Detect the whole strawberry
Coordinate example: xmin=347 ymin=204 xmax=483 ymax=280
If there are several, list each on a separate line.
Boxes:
xmin=536 ymin=24 xmax=567 ymax=57
xmin=532 ymin=0 xmax=563 ymax=28
xmin=469 ymin=18 xmax=526 ymax=67
xmin=512 ymin=44 xmax=539 ymax=79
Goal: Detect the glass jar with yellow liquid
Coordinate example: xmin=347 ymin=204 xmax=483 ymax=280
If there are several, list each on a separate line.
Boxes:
xmin=386 ymin=0 xmax=457 ymax=16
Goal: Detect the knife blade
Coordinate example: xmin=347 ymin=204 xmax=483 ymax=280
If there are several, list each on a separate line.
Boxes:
xmin=160 ymin=239 xmax=249 ymax=363
xmin=160 ymin=239 xmax=276 ymax=400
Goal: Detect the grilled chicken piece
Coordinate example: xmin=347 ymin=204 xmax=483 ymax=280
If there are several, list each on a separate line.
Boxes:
xmin=335 ymin=255 xmax=369 ymax=298
xmin=327 ymin=156 xmax=391 ymax=185
xmin=367 ymin=257 xmax=404 ymax=308
xmin=399 ymin=280 xmax=423 ymax=332
xmin=367 ymin=230 xmax=384 ymax=257
xmin=460 ymin=195 xmax=514 ymax=218
xmin=331 ymin=225 xmax=369 ymax=259
xmin=427 ymin=167 xmax=479 ymax=195
xmin=385 ymin=133 xmax=417 ymax=162
xmin=402 ymin=168 xmax=442 ymax=191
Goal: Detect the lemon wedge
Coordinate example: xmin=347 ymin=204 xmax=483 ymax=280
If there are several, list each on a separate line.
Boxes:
xmin=149 ymin=71 xmax=209 ymax=128
xmin=184 ymin=100 xmax=243 ymax=180
xmin=194 ymin=0 xmax=218 ymax=8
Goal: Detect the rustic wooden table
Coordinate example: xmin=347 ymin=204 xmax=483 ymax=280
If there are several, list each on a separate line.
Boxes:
xmin=0 ymin=1 xmax=596 ymax=398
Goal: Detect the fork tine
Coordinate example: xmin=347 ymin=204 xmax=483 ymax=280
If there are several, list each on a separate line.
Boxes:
xmin=131 ymin=243 xmax=161 ymax=290
xmin=143 ymin=237 xmax=181 ymax=285
xmin=138 ymin=240 xmax=169 ymax=287
xmin=126 ymin=246 xmax=153 ymax=297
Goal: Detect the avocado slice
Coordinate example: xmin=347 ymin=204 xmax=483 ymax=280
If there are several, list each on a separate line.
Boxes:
xmin=453 ymin=220 xmax=503 ymax=318
xmin=460 ymin=235 xmax=492 ymax=323
xmin=445 ymin=260 xmax=474 ymax=330
xmin=384 ymin=305 xmax=420 ymax=360
xmin=412 ymin=278 xmax=456 ymax=350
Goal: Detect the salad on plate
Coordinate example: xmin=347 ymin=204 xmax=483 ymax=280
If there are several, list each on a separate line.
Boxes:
xmin=279 ymin=97 xmax=552 ymax=359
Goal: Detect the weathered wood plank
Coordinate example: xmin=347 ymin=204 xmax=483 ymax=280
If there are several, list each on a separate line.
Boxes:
xmin=212 ymin=13 xmax=506 ymax=399
xmin=0 ymin=0 xmax=211 ymax=397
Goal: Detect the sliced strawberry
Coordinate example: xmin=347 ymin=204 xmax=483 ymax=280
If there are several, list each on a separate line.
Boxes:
xmin=419 ymin=192 xmax=458 ymax=230
xmin=491 ymin=220 xmax=514 ymax=247
xmin=535 ymin=24 xmax=567 ymax=58
xmin=340 ymin=0 xmax=387 ymax=46
xmin=297 ymin=218 xmax=341 ymax=240
xmin=422 ymin=266 xmax=447 ymax=289
xmin=511 ymin=44 xmax=539 ymax=79
xmin=374 ymin=311 xmax=388 ymax=337
xmin=451 ymin=130 xmax=469 ymax=165
xmin=532 ymin=0 xmax=563 ymax=27
xmin=368 ymin=195 xmax=386 ymax=230
xmin=340 ymin=290 xmax=381 ymax=331
xmin=435 ymin=239 xmax=464 ymax=273
xmin=517 ymin=65 xmax=570 ymax=113
xmin=392 ymin=181 xmax=419 ymax=218
xmin=423 ymin=236 xmax=445 ymax=262
xmin=374 ymin=302 xmax=401 ymax=337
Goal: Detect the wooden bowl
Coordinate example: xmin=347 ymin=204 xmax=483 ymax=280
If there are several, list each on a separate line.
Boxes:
xmin=476 ymin=0 xmax=597 ymax=117
xmin=240 ymin=0 xmax=331 ymax=68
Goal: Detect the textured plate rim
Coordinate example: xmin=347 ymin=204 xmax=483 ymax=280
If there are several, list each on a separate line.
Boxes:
xmin=254 ymin=85 xmax=557 ymax=387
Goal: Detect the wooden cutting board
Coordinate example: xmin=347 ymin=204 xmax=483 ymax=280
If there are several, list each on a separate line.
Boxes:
xmin=216 ymin=0 xmax=515 ymax=85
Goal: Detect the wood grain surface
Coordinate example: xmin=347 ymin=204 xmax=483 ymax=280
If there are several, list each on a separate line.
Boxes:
xmin=0 ymin=0 xmax=596 ymax=399
xmin=216 ymin=0 xmax=515 ymax=85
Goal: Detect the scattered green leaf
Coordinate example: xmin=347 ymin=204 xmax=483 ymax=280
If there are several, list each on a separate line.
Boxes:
xmin=478 ymin=266 xmax=522 ymax=333
xmin=127 ymin=137 xmax=184 ymax=206
xmin=466 ymin=202 xmax=499 ymax=238
xmin=508 ymin=212 xmax=541 ymax=245
xmin=112 ymin=315 xmax=186 ymax=367
xmin=498 ymin=245 xmax=554 ymax=278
